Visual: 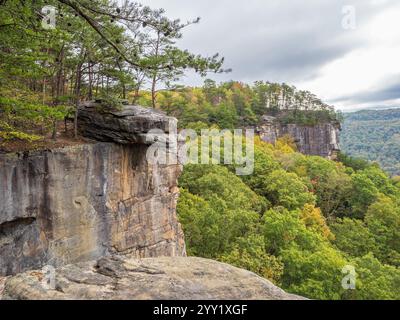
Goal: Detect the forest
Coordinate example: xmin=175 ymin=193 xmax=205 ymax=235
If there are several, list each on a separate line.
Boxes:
xmin=134 ymin=80 xmax=342 ymax=128
xmin=178 ymin=136 xmax=400 ymax=300
xmin=1 ymin=0 xmax=399 ymax=300
xmin=0 ymin=0 xmax=225 ymax=147
xmin=0 ymin=0 xmax=341 ymax=150
xmin=341 ymin=109 xmax=400 ymax=176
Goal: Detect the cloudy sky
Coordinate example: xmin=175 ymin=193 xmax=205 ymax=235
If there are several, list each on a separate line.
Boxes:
xmin=143 ymin=0 xmax=400 ymax=111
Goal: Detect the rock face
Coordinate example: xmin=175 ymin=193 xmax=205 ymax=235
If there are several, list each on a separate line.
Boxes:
xmin=0 ymin=104 xmax=185 ymax=277
xmin=257 ymin=116 xmax=341 ymax=159
xmin=2 ymin=255 xmax=304 ymax=300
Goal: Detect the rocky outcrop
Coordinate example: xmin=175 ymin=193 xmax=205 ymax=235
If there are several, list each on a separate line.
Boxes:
xmin=77 ymin=102 xmax=178 ymax=145
xmin=1 ymin=255 xmax=304 ymax=300
xmin=256 ymin=116 xmax=341 ymax=159
xmin=0 ymin=104 xmax=185 ymax=277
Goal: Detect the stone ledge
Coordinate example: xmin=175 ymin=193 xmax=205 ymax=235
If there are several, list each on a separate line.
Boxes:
xmin=78 ymin=103 xmax=177 ymax=145
xmin=2 ymin=255 xmax=305 ymax=300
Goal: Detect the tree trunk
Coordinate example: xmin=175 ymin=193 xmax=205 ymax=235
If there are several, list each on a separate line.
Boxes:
xmin=151 ymin=31 xmax=161 ymax=109
xmin=52 ymin=45 xmax=65 ymax=141
xmin=74 ymin=69 xmax=81 ymax=139
xmin=133 ymin=86 xmax=140 ymax=104
xmin=88 ymin=63 xmax=93 ymax=100
xmin=151 ymin=74 xmax=157 ymax=109
xmin=74 ymin=53 xmax=85 ymax=139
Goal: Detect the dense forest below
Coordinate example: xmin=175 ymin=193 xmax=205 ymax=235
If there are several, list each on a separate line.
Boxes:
xmin=177 ymin=136 xmax=400 ymax=300
xmin=1 ymin=0 xmax=400 ymax=301
xmin=341 ymin=109 xmax=400 ymax=176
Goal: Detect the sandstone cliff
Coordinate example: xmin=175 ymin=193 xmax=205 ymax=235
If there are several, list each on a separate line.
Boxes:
xmin=0 ymin=104 xmax=185 ymax=276
xmin=256 ymin=115 xmax=341 ymax=159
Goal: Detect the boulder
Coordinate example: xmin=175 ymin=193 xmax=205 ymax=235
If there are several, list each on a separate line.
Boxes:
xmin=77 ymin=102 xmax=177 ymax=145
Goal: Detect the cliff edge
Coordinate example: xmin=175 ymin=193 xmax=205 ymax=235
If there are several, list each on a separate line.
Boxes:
xmin=0 ymin=103 xmax=185 ymax=276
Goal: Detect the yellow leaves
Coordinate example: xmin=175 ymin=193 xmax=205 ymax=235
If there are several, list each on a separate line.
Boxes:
xmin=135 ymin=90 xmax=152 ymax=107
xmin=0 ymin=130 xmax=42 ymax=142
xmin=392 ymin=175 xmax=400 ymax=185
xmin=294 ymin=165 xmax=308 ymax=178
xmin=275 ymin=135 xmax=297 ymax=153
xmin=254 ymin=135 xmax=296 ymax=155
xmin=191 ymin=87 xmax=205 ymax=104
xmin=254 ymin=136 xmax=274 ymax=152
xmin=275 ymin=143 xmax=295 ymax=155
xmin=301 ymin=204 xmax=335 ymax=241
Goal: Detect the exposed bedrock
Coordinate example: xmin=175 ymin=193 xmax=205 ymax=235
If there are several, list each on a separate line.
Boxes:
xmin=0 ymin=104 xmax=185 ymax=276
xmin=2 ymin=255 xmax=305 ymax=300
xmin=256 ymin=116 xmax=341 ymax=159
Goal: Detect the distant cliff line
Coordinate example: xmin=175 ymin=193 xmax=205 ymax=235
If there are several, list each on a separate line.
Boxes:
xmin=254 ymin=114 xmax=341 ymax=160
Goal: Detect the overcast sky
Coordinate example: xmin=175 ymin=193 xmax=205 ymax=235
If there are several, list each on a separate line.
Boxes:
xmin=143 ymin=0 xmax=400 ymax=111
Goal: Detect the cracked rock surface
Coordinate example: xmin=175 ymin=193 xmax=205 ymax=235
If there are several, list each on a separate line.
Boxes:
xmin=2 ymin=255 xmax=304 ymax=300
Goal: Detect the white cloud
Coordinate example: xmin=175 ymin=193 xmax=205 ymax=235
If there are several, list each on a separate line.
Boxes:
xmin=299 ymin=2 xmax=400 ymax=110
xmin=141 ymin=0 xmax=400 ymax=110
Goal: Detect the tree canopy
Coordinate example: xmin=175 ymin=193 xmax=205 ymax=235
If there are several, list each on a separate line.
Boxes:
xmin=178 ymin=137 xmax=400 ymax=300
xmin=0 ymin=0 xmax=226 ymax=144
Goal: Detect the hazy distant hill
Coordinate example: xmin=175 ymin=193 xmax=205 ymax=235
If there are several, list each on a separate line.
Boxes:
xmin=341 ymin=108 xmax=400 ymax=176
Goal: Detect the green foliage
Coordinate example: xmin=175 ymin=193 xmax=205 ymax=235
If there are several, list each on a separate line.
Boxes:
xmin=180 ymin=165 xmax=266 ymax=213
xmin=219 ymin=235 xmax=284 ymax=284
xmin=177 ymin=189 xmax=222 ymax=258
xmin=280 ymin=245 xmax=347 ymax=300
xmin=331 ymin=218 xmax=378 ymax=258
xmin=0 ymin=130 xmax=42 ymax=142
xmin=262 ymin=207 xmax=323 ymax=254
xmin=0 ymin=0 xmax=226 ymax=142
xmin=278 ymin=110 xmax=341 ymax=126
xmin=348 ymin=172 xmax=380 ymax=218
xmin=178 ymin=165 xmax=265 ymax=259
xmin=262 ymin=206 xmax=347 ymax=300
xmin=361 ymin=166 xmax=399 ymax=197
xmin=337 ymin=152 xmax=371 ymax=171
xmin=261 ymin=170 xmax=316 ymax=210
xmin=351 ymin=254 xmax=400 ymax=300
xmin=365 ymin=196 xmax=400 ymax=266
xmin=0 ymin=96 xmax=70 ymax=142
xmin=341 ymin=108 xmax=400 ymax=176
xmin=177 ymin=135 xmax=400 ymax=300
xmin=238 ymin=145 xmax=280 ymax=197
xmin=150 ymin=80 xmax=342 ymax=129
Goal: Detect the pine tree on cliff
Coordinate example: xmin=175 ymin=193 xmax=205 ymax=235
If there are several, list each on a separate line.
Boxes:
xmin=0 ymin=0 xmax=228 ymax=138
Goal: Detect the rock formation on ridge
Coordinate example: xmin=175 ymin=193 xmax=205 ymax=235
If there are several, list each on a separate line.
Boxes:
xmin=256 ymin=115 xmax=341 ymax=159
